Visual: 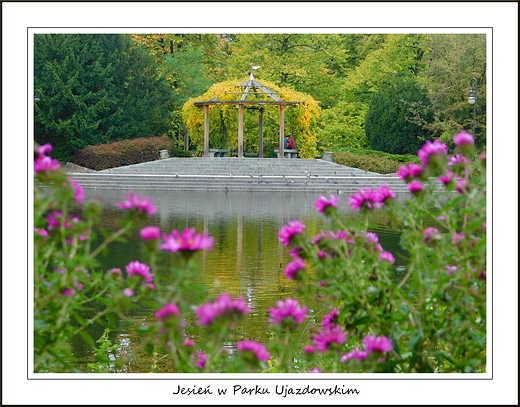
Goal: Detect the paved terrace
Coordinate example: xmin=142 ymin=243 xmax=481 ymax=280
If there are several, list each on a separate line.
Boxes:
xmin=66 ymin=157 xmax=442 ymax=194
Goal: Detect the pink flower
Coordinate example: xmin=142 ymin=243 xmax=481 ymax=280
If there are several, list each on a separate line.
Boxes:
xmin=451 ymin=233 xmax=465 ymax=245
xmin=311 ymin=325 xmax=348 ymax=353
xmin=68 ymin=178 xmax=84 ymax=203
xmin=455 ymin=179 xmax=470 ymax=193
xmin=341 ymin=349 xmax=368 ymax=362
xmin=448 ymin=153 xmax=469 ymax=167
xmin=34 ymin=228 xmax=48 ymax=237
xmin=446 ymin=265 xmax=458 ymax=276
xmin=314 ymin=194 xmax=340 ymax=213
xmin=303 ymin=345 xmax=316 ymax=354
xmin=155 ymin=303 xmax=180 ymax=319
xmin=34 ymin=155 xmax=61 ymax=173
xmin=349 ymin=187 xmax=383 ymax=210
xmin=60 ymin=288 xmax=74 ymax=297
xmin=46 ymin=211 xmax=63 ymax=229
xmin=183 ymin=338 xmax=194 ymax=347
xmin=159 ymin=228 xmax=214 ymax=253
xmin=362 ymin=335 xmax=393 ymax=353
xmin=379 ymin=251 xmax=395 ymax=263
xmin=321 ymin=308 xmax=340 ymax=328
xmin=422 ymin=227 xmax=442 ymax=244
xmin=362 ymin=231 xmax=383 ymax=252
xmin=396 ymin=163 xmax=425 ymax=181
xmin=122 ymin=288 xmax=134 ymax=297
xmin=191 ymin=351 xmax=207 ymax=369
xmin=110 ymin=267 xmax=122 ymax=276
xmin=308 ymin=368 xmax=322 ymax=373
xmin=341 ymin=335 xmax=393 ymax=363
xmin=453 ymin=131 xmax=474 ymax=146
xmin=195 ymin=294 xmax=251 ymax=325
xmin=116 ymin=191 xmax=157 ymax=216
xmin=417 ymin=140 xmax=448 ymax=166
xmin=438 ymin=171 xmax=454 ymax=185
xmin=125 ymin=260 xmax=154 ymax=283
xmin=237 ymin=340 xmax=270 ymax=361
xmin=407 ymin=180 xmax=424 ymax=194
xmin=140 ymin=226 xmax=161 ymax=240
xmin=37 ymin=143 xmax=53 ymax=155
xmin=284 ymin=257 xmax=305 ymax=280
xmin=377 ymin=184 xmax=396 ymax=202
xmin=278 ymin=220 xmax=306 ymax=246
xmin=268 ymin=298 xmax=309 ymax=327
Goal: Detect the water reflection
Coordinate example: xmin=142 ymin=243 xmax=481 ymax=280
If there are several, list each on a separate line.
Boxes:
xmin=73 ymin=189 xmax=410 ymax=372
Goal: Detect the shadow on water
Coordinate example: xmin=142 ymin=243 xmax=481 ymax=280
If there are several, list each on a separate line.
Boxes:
xmin=71 ymin=189 xmax=411 ymax=372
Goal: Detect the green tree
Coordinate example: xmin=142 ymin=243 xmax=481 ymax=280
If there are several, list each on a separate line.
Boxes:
xmin=316 ymin=34 xmax=430 ymax=150
xmin=111 ymin=38 xmax=174 ymax=140
xmin=421 ymin=34 xmax=486 ymax=148
xmin=34 ymin=34 xmax=118 ymax=160
xmin=34 ymin=34 xmax=174 ymax=162
xmin=224 ymin=34 xmax=354 ymax=109
xmin=365 ymin=79 xmax=434 ymax=154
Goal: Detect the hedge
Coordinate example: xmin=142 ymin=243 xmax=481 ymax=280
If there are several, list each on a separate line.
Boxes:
xmin=333 ymin=150 xmax=419 ymax=175
xmin=70 ymin=137 xmax=180 ymax=171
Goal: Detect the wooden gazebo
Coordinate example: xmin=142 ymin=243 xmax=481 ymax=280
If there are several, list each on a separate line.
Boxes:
xmin=194 ymin=72 xmax=302 ymax=159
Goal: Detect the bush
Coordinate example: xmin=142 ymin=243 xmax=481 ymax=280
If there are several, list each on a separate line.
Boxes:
xmin=333 ymin=150 xmax=420 ymax=174
xmin=71 ymin=137 xmax=176 ymax=170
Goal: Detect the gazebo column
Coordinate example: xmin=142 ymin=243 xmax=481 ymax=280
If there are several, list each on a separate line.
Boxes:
xmin=279 ymin=104 xmax=285 ymax=159
xmin=238 ymin=104 xmax=244 ymax=159
xmin=258 ymin=107 xmax=264 ymax=158
xmin=203 ymin=105 xmax=210 ymax=157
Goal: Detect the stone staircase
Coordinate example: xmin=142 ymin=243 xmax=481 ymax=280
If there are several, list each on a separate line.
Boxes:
xmin=66 ymin=157 xmax=442 ymax=195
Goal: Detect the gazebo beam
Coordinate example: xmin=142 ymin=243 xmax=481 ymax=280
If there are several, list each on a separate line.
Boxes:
xmin=258 ymin=108 xmax=264 ymax=158
xmin=279 ymin=105 xmax=285 ymax=160
xmin=203 ymin=105 xmax=210 ymax=157
xmin=194 ymin=100 xmax=299 ymax=107
xmin=238 ymin=104 xmax=244 ymax=159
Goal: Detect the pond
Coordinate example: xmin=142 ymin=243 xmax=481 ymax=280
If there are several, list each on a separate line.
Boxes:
xmin=71 ymin=189 xmax=412 ymax=372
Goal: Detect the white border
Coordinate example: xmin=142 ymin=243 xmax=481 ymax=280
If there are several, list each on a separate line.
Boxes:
xmin=3 ymin=1 xmax=518 ymax=405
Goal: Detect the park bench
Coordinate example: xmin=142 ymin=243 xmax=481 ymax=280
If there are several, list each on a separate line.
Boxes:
xmin=208 ymin=148 xmax=230 ymax=157
xmin=274 ymin=148 xmax=299 ymax=158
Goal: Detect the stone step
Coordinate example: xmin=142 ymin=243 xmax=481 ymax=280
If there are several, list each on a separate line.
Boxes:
xmin=67 ymin=173 xmax=442 ymax=194
xmin=98 ymin=158 xmax=382 ymax=177
xmin=65 ymin=157 xmax=444 ymax=194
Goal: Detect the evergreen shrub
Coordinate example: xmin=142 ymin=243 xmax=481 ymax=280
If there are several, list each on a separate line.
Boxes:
xmin=333 ymin=150 xmax=419 ymax=174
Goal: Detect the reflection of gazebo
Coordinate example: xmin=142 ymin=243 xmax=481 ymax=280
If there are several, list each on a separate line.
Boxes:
xmin=194 ymin=72 xmax=302 ymax=158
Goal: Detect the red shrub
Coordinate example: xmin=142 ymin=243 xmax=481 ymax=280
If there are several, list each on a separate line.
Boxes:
xmin=71 ymin=137 xmax=175 ymax=170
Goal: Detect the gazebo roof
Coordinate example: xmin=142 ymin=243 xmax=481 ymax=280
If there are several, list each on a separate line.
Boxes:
xmin=194 ymin=72 xmax=301 ymax=106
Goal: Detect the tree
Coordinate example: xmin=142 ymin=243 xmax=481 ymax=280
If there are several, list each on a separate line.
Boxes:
xmin=365 ymin=79 xmax=434 ymax=155
xmin=34 ymin=34 xmax=174 ymax=162
xmin=34 ymin=34 xmax=118 ymax=160
xmin=421 ymin=34 xmax=486 ymax=148
xmin=224 ymin=34 xmax=354 ymax=109
xmin=316 ymin=34 xmax=430 ymax=150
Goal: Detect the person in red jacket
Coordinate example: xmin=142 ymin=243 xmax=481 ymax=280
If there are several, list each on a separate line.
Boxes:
xmin=287 ymin=136 xmax=295 ymax=150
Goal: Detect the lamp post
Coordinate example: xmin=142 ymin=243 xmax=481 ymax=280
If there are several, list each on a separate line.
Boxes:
xmin=468 ymin=77 xmax=478 ymax=137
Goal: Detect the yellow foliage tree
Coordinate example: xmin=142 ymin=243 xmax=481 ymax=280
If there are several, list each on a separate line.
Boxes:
xmin=182 ymin=78 xmax=321 ymax=158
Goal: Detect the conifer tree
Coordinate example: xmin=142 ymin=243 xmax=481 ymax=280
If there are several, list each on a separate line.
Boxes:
xmin=34 ymin=34 xmax=173 ymax=162
xmin=365 ymin=79 xmax=434 ymax=155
